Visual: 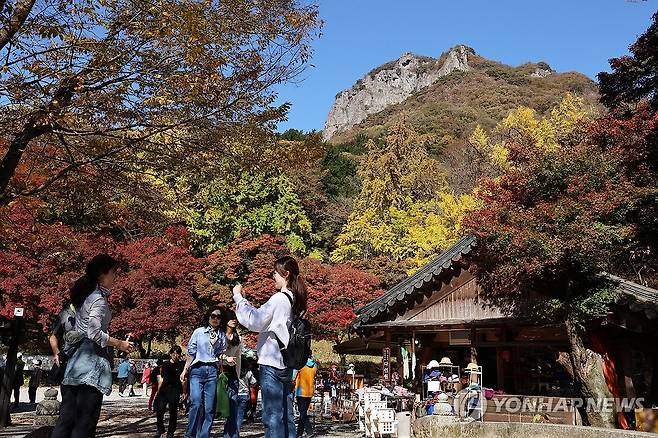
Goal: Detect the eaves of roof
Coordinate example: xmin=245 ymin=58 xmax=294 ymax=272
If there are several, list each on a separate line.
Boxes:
xmin=353 ymin=235 xmax=476 ymax=330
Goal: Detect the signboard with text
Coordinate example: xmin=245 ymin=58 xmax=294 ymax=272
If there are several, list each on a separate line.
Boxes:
xmin=382 ymin=347 xmax=391 ymax=383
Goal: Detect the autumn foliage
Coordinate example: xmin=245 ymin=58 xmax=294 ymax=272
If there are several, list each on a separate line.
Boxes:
xmin=0 ymin=202 xmax=204 ymax=342
xmin=1 ymin=209 xmax=383 ymax=348
xmin=205 ymin=234 xmax=384 ymax=343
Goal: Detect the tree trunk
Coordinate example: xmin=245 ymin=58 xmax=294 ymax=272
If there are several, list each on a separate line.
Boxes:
xmin=146 ymin=336 xmax=153 ymax=359
xmin=136 ymin=337 xmax=146 ymax=359
xmin=0 ymin=117 xmax=50 ymax=201
xmin=0 ymin=76 xmax=80 ymax=203
xmin=565 ymin=318 xmax=617 ymax=428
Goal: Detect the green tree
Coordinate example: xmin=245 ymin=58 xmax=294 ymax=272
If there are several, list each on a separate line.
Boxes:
xmin=598 ymin=11 xmax=658 ymax=112
xmin=185 ymin=171 xmax=316 ymax=255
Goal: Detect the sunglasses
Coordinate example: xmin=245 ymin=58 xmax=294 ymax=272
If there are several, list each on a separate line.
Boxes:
xmin=210 ymin=314 xmax=221 ymax=319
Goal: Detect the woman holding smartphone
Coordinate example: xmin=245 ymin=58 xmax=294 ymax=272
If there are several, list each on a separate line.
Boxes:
xmin=233 ymin=255 xmax=308 ymax=438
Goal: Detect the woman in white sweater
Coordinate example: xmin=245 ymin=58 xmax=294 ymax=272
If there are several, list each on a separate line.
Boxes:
xmin=232 ymin=256 xmax=308 ymax=438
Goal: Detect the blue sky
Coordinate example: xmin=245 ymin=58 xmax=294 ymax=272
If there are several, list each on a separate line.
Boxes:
xmin=274 ymin=0 xmax=657 ymax=132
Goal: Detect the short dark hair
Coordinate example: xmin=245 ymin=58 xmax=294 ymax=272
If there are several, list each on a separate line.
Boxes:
xmin=203 ymin=308 xmax=222 ymax=326
xmin=169 ymin=345 xmax=182 ymax=355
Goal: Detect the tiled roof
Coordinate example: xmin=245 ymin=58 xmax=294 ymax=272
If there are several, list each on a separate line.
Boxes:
xmin=352 ymin=236 xmax=658 ymax=332
xmin=353 ymin=235 xmax=476 ymax=330
xmin=605 ymin=273 xmax=658 ymax=320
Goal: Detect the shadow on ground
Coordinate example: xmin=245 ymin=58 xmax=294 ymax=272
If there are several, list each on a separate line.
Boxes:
xmin=1 ymin=396 xmax=359 ymax=438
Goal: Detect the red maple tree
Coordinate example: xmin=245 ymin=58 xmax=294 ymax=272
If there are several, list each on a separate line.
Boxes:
xmin=0 ymin=205 xmax=204 ymax=353
xmin=302 ymin=258 xmax=384 ymax=343
xmin=204 ymin=234 xmax=384 ymax=343
xmin=110 ymin=227 xmax=203 ymax=352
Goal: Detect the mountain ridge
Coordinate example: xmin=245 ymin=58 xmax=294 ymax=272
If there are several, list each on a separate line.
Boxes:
xmin=323 ymin=45 xmax=598 ymax=145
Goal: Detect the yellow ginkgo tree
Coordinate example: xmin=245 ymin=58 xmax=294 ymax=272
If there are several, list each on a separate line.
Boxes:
xmin=331 ymin=120 xmax=478 ymax=273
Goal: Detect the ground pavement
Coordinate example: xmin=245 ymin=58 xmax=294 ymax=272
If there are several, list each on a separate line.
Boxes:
xmin=1 ymin=387 xmax=361 ymax=438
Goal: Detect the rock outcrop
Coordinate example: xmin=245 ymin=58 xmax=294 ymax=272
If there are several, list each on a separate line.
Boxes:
xmin=530 ymin=67 xmax=553 ymax=78
xmin=323 ymin=45 xmax=473 ymax=141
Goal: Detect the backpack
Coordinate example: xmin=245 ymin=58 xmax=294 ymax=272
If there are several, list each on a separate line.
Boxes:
xmin=278 ymin=292 xmax=312 ymax=370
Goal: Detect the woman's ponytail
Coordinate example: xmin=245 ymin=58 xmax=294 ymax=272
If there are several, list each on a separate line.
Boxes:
xmin=70 ymin=253 xmax=118 ymax=308
xmin=70 ymin=274 xmax=96 ymax=309
xmin=274 ymin=256 xmax=308 ymax=315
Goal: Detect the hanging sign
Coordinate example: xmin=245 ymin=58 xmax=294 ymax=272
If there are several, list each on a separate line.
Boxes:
xmin=382 ymin=347 xmax=391 ymax=383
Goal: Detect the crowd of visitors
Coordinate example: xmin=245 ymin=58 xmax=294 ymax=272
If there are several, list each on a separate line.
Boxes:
xmin=23 ymin=252 xmax=314 ymax=438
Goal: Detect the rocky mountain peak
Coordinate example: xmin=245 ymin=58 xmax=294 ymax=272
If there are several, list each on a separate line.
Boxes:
xmin=323 ymin=45 xmax=474 ymax=141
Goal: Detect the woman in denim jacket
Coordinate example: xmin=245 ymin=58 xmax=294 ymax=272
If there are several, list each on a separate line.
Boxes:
xmin=52 ymin=254 xmax=134 ymax=438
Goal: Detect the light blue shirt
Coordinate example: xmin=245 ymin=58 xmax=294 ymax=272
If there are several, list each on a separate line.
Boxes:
xmin=187 ymin=326 xmax=227 ymax=367
xmin=117 ymin=360 xmax=129 ymax=378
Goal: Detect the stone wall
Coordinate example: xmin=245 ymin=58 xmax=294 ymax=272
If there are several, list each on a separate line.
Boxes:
xmin=413 ymin=417 xmax=654 ymax=438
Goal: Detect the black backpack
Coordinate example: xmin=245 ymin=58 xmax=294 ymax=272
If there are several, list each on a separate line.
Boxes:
xmin=278 ymin=292 xmax=312 ymax=370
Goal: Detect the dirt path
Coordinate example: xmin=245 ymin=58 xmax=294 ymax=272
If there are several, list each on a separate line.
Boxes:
xmin=1 ymin=387 xmax=361 ymax=438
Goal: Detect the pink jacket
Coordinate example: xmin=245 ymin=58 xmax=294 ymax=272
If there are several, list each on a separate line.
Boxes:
xmin=141 ymin=367 xmax=151 ymax=384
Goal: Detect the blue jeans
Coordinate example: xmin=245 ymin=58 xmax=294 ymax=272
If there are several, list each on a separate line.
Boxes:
xmin=185 ymin=364 xmax=217 ymax=438
xmin=260 ymin=365 xmax=295 ymax=438
xmin=223 ymin=376 xmax=250 ymax=438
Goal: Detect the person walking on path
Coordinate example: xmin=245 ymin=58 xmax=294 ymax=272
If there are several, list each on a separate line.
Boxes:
xmin=245 ymin=358 xmax=259 ymax=423
xmin=233 ymin=255 xmax=309 ymax=438
xmin=154 ymin=346 xmax=184 ymax=438
xmin=126 ymin=359 xmax=137 ymax=397
xmin=141 ymin=362 xmax=152 ymax=398
xmin=51 ymin=253 xmax=134 ymax=438
xmin=149 ymin=358 xmax=163 ymax=410
xmin=180 ymin=309 xmax=233 ymax=438
xmin=12 ymin=353 xmax=25 ymax=408
xmin=294 ymin=358 xmax=318 ymax=437
xmin=117 ymin=358 xmax=129 ymax=396
xmin=28 ymin=359 xmax=43 ymax=404
xmin=220 ymin=309 xmax=249 ymax=438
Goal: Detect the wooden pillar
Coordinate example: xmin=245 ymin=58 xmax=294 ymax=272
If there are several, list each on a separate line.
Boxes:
xmin=384 ymin=329 xmax=392 ymax=384
xmin=620 ymin=349 xmax=637 ymax=398
xmin=496 ymin=347 xmax=504 ymax=390
xmin=496 ymin=329 xmax=506 ymax=389
xmin=470 ymin=327 xmax=477 ymax=364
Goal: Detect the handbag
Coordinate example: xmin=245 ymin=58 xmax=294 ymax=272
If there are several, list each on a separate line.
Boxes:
xmin=215 ymin=372 xmax=231 ymax=419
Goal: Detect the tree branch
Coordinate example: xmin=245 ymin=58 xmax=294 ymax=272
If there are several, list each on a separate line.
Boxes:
xmin=0 ymin=0 xmax=36 ymax=52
